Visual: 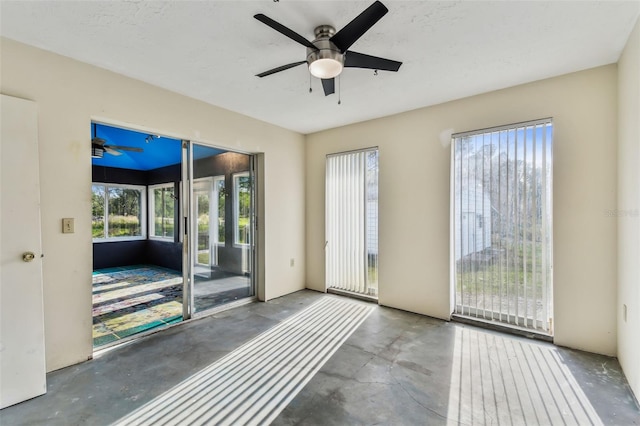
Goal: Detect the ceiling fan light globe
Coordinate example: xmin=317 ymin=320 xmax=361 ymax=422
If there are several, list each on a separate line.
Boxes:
xmin=309 ymin=58 xmax=343 ymax=79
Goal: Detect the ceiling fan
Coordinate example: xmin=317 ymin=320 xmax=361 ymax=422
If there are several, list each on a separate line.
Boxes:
xmin=91 ymin=123 xmax=144 ymax=159
xmin=254 ymin=0 xmax=402 ymax=96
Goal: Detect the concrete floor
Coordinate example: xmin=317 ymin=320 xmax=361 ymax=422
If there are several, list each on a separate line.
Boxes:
xmin=1 ymin=290 xmax=638 ymax=425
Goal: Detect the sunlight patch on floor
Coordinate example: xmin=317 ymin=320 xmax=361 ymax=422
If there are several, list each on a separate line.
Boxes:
xmin=93 ymin=278 xmax=182 ymax=304
xmin=114 ymin=296 xmax=373 ymax=426
xmin=446 ymin=326 xmax=603 ymax=425
xmin=92 ymin=293 xmax=165 ymax=316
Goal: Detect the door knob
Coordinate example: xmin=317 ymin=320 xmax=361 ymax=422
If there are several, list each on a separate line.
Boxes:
xmin=22 ymin=252 xmax=36 ymax=262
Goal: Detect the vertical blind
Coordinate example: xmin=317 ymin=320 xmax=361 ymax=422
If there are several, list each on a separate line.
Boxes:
xmin=326 ymin=149 xmax=378 ymax=296
xmin=452 ymin=119 xmax=553 ymax=333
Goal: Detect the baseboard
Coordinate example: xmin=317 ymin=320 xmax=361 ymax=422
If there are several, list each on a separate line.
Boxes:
xmin=327 ymin=288 xmax=378 ymax=304
xmin=451 ymin=314 xmax=554 ymax=343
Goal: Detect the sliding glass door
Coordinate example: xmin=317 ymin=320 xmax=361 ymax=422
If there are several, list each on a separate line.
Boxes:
xmin=183 ymin=141 xmax=255 ymax=317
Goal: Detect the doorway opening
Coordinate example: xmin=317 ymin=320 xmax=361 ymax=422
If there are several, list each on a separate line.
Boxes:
xmin=186 ymin=144 xmax=255 ymax=315
xmin=91 ymin=122 xmax=257 ymax=348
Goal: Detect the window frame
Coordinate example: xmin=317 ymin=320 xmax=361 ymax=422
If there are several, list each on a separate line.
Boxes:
xmin=148 ymin=182 xmax=176 ymax=242
xmin=92 ymin=182 xmax=147 ymax=243
xmin=450 ymin=117 xmax=554 ymax=333
xmin=325 ymin=147 xmax=379 ymax=296
xmin=213 ymin=175 xmax=226 ymax=246
xmin=233 ymin=172 xmax=251 ymax=247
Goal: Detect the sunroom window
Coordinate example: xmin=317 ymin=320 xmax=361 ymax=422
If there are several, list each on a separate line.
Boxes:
xmin=234 ymin=172 xmax=250 ymax=246
xmin=149 ymin=183 xmax=176 ymax=240
xmin=92 ymin=183 xmax=146 ymax=242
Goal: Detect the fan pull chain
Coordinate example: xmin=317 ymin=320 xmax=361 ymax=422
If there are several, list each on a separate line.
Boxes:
xmin=309 ymin=73 xmax=312 ymax=93
xmin=338 ymin=75 xmax=341 ymax=105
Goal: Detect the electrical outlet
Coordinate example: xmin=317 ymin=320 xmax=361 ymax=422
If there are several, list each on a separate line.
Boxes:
xmin=623 ymin=304 xmax=627 ymax=322
xmin=62 ymin=218 xmax=74 ymax=234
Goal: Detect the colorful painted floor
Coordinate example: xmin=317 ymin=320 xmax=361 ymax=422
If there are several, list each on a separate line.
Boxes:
xmin=92 ymin=265 xmax=183 ymax=347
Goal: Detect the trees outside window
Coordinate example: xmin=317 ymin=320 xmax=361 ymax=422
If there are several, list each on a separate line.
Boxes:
xmin=234 ymin=173 xmax=250 ymax=245
xmin=149 ymin=184 xmax=175 ymax=240
xmin=215 ymin=177 xmax=225 ymax=244
xmin=452 ymin=119 xmax=553 ymax=333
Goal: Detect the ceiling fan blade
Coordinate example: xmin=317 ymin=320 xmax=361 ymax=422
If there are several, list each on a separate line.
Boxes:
xmin=344 ymin=51 xmax=402 ymax=72
xmin=254 ymin=14 xmax=318 ymax=51
xmin=105 ymin=145 xmax=143 ymax=153
xmin=104 ymin=147 xmax=123 ymax=156
xmin=330 ymin=1 xmax=388 ymax=52
xmin=321 ymin=78 xmax=335 ymax=96
xmin=256 ymin=61 xmax=307 ymax=78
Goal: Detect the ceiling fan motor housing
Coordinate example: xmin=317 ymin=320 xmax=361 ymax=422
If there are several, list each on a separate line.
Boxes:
xmin=307 ymin=25 xmax=344 ymax=79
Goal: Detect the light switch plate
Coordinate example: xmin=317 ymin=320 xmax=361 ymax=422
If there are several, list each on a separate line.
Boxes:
xmin=62 ymin=218 xmax=74 ymax=234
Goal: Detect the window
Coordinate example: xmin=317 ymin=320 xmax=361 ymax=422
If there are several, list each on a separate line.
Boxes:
xmin=92 ymin=183 xmax=146 ymax=241
xmin=193 ymin=176 xmax=226 ymax=267
xmin=233 ymin=172 xmax=250 ymax=245
xmin=326 ymin=148 xmax=379 ymax=297
xmin=149 ymin=183 xmax=175 ymax=240
xmin=452 ymin=118 xmax=553 ymax=333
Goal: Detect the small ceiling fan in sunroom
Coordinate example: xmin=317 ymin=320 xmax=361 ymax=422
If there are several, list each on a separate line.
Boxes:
xmin=91 ymin=123 xmax=143 ymax=158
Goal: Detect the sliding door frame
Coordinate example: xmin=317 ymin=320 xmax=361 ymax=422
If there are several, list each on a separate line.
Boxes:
xmin=182 ymin=140 xmax=260 ymax=320
xmin=181 ymin=140 xmax=193 ymax=319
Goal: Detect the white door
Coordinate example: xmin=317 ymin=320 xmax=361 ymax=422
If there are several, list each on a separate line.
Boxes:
xmin=0 ymin=95 xmax=47 ymax=408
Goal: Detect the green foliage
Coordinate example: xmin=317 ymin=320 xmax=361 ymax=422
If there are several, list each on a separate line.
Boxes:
xmin=109 ymin=188 xmax=141 ymax=218
xmin=218 ymin=219 xmax=225 ymax=243
xmin=237 ymin=218 xmax=250 ymax=244
xmin=198 ymin=251 xmax=209 ymax=264
xmin=197 ymin=214 xmax=209 ymax=232
xmin=108 ymin=215 xmax=140 ymax=237
xmin=154 ymin=187 xmax=175 ymax=237
xmin=367 ymin=265 xmax=378 ymax=285
xmin=456 ymin=243 xmax=545 ymax=294
xmin=154 ymin=218 xmax=174 ymax=238
xmin=197 ymin=194 xmax=209 ymax=216
xmin=92 ymin=220 xmax=104 ymax=238
xmin=92 ymin=193 xmax=104 ymax=217
xmin=236 ymin=176 xmax=251 ymax=244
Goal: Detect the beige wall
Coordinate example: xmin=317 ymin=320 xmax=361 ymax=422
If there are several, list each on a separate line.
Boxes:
xmin=617 ymin=17 xmax=640 ymax=399
xmin=2 ymin=30 xmax=630 ymax=371
xmin=307 ymin=65 xmax=619 ymax=356
xmin=0 ymin=38 xmax=306 ymax=372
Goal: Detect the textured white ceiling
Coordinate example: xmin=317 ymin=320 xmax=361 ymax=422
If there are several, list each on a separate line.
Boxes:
xmin=1 ymin=1 xmax=638 ymax=134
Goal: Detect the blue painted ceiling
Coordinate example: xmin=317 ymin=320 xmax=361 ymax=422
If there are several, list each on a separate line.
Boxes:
xmin=91 ymin=123 xmax=226 ymax=171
